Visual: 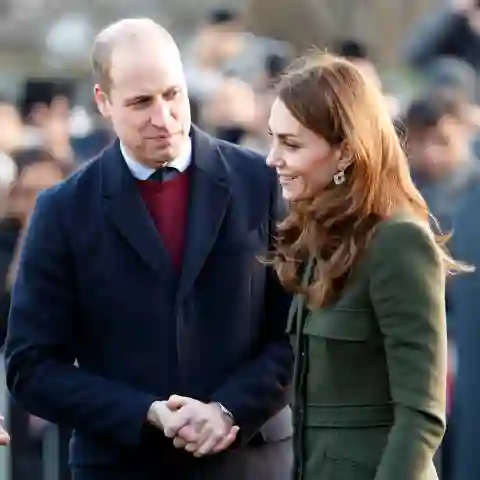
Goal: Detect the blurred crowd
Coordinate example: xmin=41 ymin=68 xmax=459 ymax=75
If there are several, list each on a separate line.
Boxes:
xmin=1 ymin=2 xmax=480 ymax=479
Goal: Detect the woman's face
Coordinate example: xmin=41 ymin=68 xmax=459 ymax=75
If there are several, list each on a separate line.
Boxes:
xmin=9 ymin=162 xmax=64 ymax=223
xmin=266 ymin=99 xmax=341 ymax=201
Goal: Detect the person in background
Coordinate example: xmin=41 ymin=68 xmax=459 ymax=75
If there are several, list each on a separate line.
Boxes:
xmin=404 ymin=0 xmax=480 ymax=102
xmin=0 ymin=149 xmax=71 ymax=340
xmin=448 ymin=159 xmax=480 ymax=480
xmin=0 ymin=149 xmax=71 ymax=480
xmin=415 ymin=57 xmax=480 ymax=160
xmin=334 ymin=39 xmax=382 ymax=90
xmin=240 ymin=53 xmax=291 ymax=154
xmin=403 ymin=92 xmax=480 ymax=228
xmin=183 ymin=7 xmax=270 ymax=103
xmin=200 ymin=76 xmax=258 ymax=145
xmin=334 ymin=39 xmax=400 ymax=117
xmin=402 ymin=90 xmax=480 ymax=480
xmin=0 ymin=98 xmax=23 ymax=157
xmin=0 ymin=418 xmax=9 ymax=446
xmin=266 ymin=51 xmax=464 ymax=480
xmin=0 ymin=152 xmax=18 ymax=219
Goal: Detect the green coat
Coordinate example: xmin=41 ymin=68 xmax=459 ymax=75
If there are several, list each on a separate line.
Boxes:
xmin=288 ymin=215 xmax=447 ymax=480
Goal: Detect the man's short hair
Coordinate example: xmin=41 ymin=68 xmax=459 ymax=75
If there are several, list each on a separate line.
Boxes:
xmin=334 ymin=39 xmax=369 ymax=60
xmin=403 ymin=91 xmax=467 ymax=133
xmin=91 ymin=18 xmax=176 ymax=94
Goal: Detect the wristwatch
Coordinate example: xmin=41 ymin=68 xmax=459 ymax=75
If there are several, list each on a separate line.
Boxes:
xmin=215 ymin=402 xmax=235 ymax=422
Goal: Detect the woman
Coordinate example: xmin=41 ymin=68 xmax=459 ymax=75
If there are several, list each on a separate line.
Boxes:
xmin=266 ymin=52 xmax=469 ymax=479
xmin=0 ymin=148 xmax=72 ymax=478
xmin=1 ymin=149 xmax=72 ymax=296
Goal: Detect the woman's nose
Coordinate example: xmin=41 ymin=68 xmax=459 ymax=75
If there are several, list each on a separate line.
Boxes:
xmin=266 ymin=148 xmax=282 ymax=168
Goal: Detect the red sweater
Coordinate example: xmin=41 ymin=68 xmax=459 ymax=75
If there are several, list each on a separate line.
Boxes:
xmin=136 ymin=170 xmax=190 ymax=270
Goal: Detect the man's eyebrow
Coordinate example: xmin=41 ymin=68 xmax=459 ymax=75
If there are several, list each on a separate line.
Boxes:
xmin=124 ymin=94 xmax=152 ymax=105
xmin=163 ymin=86 xmax=181 ymax=96
xmin=124 ymin=86 xmax=181 ymax=105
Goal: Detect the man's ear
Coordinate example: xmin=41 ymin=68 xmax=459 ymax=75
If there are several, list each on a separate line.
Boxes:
xmin=93 ymin=84 xmax=111 ymax=119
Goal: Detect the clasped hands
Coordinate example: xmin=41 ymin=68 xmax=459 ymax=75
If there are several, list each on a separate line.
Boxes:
xmin=148 ymin=395 xmax=239 ymax=457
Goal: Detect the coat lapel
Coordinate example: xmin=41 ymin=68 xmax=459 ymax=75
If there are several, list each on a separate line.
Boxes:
xmin=101 ymin=140 xmax=174 ymax=275
xmin=176 ymin=126 xmax=231 ymax=304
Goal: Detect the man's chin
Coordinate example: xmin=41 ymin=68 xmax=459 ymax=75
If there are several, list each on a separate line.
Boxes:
xmin=147 ymin=145 xmax=181 ymax=166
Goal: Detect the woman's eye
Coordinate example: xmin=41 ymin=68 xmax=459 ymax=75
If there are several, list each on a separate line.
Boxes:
xmin=285 ymin=143 xmax=300 ymax=150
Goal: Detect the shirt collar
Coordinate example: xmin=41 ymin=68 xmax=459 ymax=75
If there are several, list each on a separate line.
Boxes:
xmin=120 ymin=139 xmax=192 ymax=180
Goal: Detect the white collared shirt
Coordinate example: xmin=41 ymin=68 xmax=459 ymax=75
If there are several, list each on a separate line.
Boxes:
xmin=120 ymin=140 xmax=192 ymax=180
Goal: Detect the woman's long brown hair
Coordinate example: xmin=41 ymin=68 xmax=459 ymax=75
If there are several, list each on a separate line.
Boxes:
xmin=271 ymin=52 xmax=471 ymax=308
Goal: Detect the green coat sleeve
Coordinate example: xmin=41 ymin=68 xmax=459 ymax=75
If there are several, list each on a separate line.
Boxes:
xmin=369 ymin=220 xmax=447 ymax=480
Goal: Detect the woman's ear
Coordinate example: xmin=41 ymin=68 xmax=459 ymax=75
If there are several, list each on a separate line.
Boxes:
xmin=338 ymin=155 xmax=353 ymax=172
xmin=337 ymin=143 xmax=354 ymax=171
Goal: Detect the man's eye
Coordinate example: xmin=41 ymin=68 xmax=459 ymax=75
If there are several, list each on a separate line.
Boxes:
xmin=166 ymin=89 xmax=180 ymax=100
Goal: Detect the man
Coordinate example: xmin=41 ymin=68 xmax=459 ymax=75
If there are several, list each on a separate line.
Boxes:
xmin=4 ymin=18 xmax=293 ymax=480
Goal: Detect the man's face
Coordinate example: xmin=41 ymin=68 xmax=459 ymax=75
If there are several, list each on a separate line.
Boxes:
xmin=408 ymin=117 xmax=470 ymax=178
xmin=95 ymin=38 xmax=191 ymax=169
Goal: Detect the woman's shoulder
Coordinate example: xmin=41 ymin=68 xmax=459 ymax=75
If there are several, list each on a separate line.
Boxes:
xmin=363 ymin=212 xmax=439 ymax=272
xmin=370 ymin=212 xmax=434 ymax=251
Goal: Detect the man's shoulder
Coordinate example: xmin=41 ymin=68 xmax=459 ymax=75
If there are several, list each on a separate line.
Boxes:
xmin=39 ymin=144 xmax=108 ymax=206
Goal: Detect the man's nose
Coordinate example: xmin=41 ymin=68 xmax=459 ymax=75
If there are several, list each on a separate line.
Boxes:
xmin=151 ymin=99 xmax=171 ymax=127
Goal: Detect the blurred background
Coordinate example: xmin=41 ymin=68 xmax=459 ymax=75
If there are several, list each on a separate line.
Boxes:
xmin=1 ymin=0 xmax=480 ymax=478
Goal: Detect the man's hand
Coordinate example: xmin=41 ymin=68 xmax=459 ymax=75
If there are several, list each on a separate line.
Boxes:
xmin=165 ymin=395 xmax=239 ymax=457
xmin=146 ymin=400 xmax=198 ymax=443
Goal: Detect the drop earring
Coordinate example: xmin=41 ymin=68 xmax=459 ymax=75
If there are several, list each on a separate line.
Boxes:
xmin=333 ymin=170 xmax=346 ymax=185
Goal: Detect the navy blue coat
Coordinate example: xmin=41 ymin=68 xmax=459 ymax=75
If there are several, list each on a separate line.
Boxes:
xmin=4 ymin=126 xmax=293 ymax=474
xmin=448 ymin=182 xmax=480 ymax=480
